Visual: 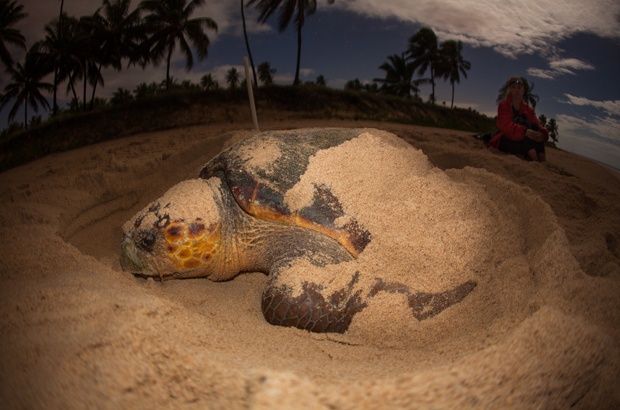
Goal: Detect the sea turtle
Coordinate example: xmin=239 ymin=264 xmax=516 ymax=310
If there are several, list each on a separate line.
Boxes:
xmin=120 ymin=128 xmax=476 ymax=333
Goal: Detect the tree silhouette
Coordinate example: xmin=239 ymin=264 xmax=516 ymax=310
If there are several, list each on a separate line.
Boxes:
xmin=257 ymin=61 xmax=276 ymax=86
xmin=38 ymin=15 xmax=84 ymax=111
xmin=439 ymin=40 xmax=470 ymax=109
xmin=407 ymin=27 xmax=440 ymax=103
xmin=140 ymin=0 xmax=217 ymax=90
xmin=374 ymin=53 xmax=420 ymax=98
xmin=0 ymin=48 xmax=53 ymax=128
xmin=110 ymin=86 xmax=134 ymax=105
xmin=226 ymin=67 xmax=240 ymax=89
xmin=345 ymin=78 xmax=363 ymax=92
xmin=248 ymin=0 xmax=319 ymax=85
xmin=134 ymin=81 xmax=161 ymax=99
xmin=80 ymin=0 xmax=143 ymax=109
xmin=52 ymin=0 xmax=65 ymax=114
xmin=546 ymin=118 xmax=559 ymax=143
xmin=241 ymin=0 xmax=257 ymax=87
xmin=539 ymin=114 xmax=547 ymax=128
xmin=200 ymin=73 xmax=219 ymax=90
xmin=0 ymin=0 xmax=27 ymax=70
xmin=523 ymin=79 xmax=540 ymax=108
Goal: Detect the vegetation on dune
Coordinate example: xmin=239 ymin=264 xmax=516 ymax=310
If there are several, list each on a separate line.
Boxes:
xmin=0 ymin=84 xmax=495 ymax=172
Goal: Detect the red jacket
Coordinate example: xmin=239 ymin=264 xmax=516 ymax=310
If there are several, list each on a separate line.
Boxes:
xmin=487 ymin=97 xmax=549 ymax=149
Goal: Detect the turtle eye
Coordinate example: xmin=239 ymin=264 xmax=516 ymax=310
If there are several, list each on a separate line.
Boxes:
xmin=137 ymin=230 xmax=157 ymax=252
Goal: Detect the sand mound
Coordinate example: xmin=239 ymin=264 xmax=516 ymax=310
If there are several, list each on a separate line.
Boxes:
xmin=1 ymin=121 xmax=619 ymax=409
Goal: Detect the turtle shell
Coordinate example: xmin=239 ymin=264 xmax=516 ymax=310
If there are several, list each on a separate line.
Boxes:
xmin=199 ymin=128 xmax=371 ymax=257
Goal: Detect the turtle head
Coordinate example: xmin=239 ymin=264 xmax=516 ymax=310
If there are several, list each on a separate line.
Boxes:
xmin=121 ymin=179 xmax=225 ymax=280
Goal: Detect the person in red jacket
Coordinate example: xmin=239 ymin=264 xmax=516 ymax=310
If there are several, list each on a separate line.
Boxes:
xmin=486 ymin=76 xmax=549 ymax=162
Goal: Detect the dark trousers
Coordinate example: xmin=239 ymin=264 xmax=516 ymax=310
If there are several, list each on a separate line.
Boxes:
xmin=499 ymin=136 xmax=545 ymax=158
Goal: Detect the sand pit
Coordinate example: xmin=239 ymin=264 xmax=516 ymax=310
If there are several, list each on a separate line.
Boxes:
xmin=1 ymin=120 xmax=619 ymax=409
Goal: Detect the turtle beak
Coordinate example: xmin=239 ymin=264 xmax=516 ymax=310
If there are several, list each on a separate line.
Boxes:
xmin=120 ymin=235 xmax=146 ymax=273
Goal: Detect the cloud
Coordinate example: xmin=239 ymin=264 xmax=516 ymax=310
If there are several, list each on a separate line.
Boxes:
xmin=554 ymin=93 xmax=620 ymax=168
xmin=528 ymin=58 xmax=595 ymax=79
xmin=557 ymin=113 xmax=620 ymax=168
xmin=526 ymin=68 xmax=557 ymax=80
xmin=559 ymin=114 xmax=620 ymax=143
xmin=203 ymin=1 xmax=272 ymax=37
xmin=563 ymin=94 xmax=620 ymax=117
xmin=549 ymin=59 xmax=595 ymax=73
xmin=271 ymin=67 xmax=315 ymax=85
xmin=332 ymin=0 xmax=620 ymax=58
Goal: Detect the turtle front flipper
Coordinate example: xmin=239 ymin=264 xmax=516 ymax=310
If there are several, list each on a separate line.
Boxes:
xmin=262 ymin=272 xmax=367 ymax=334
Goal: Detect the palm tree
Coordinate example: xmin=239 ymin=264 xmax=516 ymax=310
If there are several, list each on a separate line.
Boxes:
xmin=0 ymin=0 xmax=27 ymax=70
xmin=80 ymin=0 xmax=143 ymax=109
xmin=77 ymin=21 xmax=101 ymax=111
xmin=257 ymin=61 xmax=276 ymax=86
xmin=200 ymin=73 xmax=219 ymax=90
xmin=0 ymin=49 xmax=53 ymax=128
xmin=546 ymin=118 xmax=559 ymax=143
xmin=52 ymin=17 xmax=100 ymax=112
xmin=248 ymin=0 xmax=318 ymax=85
xmin=38 ymin=15 xmax=84 ymax=112
xmin=523 ymin=79 xmax=540 ymax=108
xmin=110 ymin=86 xmax=134 ymax=105
xmin=140 ymin=0 xmax=218 ymax=90
xmin=407 ymin=27 xmax=440 ymax=103
xmin=344 ymin=78 xmax=363 ymax=92
xmin=374 ymin=53 xmax=419 ymax=98
xmin=133 ymin=81 xmax=160 ymax=99
xmin=439 ymin=40 xmax=470 ymax=109
xmin=241 ymin=0 xmax=257 ymax=87
xmin=539 ymin=114 xmax=547 ymax=128
xmin=52 ymin=0 xmax=65 ymax=114
xmin=226 ymin=67 xmax=240 ymax=89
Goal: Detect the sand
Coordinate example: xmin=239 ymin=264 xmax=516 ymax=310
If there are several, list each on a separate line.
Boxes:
xmin=1 ymin=120 xmax=619 ymax=409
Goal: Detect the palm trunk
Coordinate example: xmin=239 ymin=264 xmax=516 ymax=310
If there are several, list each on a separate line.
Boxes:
xmin=241 ymin=0 xmax=257 ymax=87
xmin=53 ymin=69 xmax=59 ymax=115
xmin=53 ymin=0 xmax=65 ymax=115
xmin=68 ymin=72 xmax=79 ymax=105
xmin=166 ymin=44 xmax=173 ymax=90
xmin=294 ymin=28 xmax=302 ymax=85
xmin=294 ymin=1 xmax=303 ymax=86
xmin=430 ymin=62 xmax=435 ymax=104
xmin=90 ymin=62 xmax=103 ymax=109
xmin=83 ymin=63 xmax=88 ymax=111
xmin=24 ymin=96 xmax=28 ymax=128
xmin=451 ymin=82 xmax=455 ymax=109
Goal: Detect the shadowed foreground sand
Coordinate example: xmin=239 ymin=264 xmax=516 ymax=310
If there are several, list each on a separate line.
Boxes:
xmin=1 ymin=120 xmax=619 ymax=409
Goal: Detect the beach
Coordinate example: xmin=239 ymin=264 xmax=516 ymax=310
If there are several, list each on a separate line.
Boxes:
xmin=1 ymin=120 xmax=618 ymax=409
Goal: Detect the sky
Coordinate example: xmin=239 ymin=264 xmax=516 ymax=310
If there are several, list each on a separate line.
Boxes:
xmin=2 ymin=0 xmax=620 ymax=169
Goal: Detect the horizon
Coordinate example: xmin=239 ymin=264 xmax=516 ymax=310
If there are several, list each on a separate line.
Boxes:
xmin=2 ymin=0 xmax=619 ymax=169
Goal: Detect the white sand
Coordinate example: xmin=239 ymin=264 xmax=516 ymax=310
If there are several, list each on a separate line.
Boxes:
xmin=1 ymin=120 xmax=618 ymax=409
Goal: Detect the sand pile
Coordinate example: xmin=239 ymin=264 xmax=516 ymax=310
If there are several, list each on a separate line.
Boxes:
xmin=1 ymin=121 xmax=618 ymax=409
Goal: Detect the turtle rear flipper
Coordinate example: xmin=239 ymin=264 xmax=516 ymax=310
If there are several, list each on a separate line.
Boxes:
xmin=262 ymin=272 xmax=367 ymax=334
xmin=369 ymin=279 xmax=477 ymax=321
xmin=262 ymin=269 xmax=476 ymax=334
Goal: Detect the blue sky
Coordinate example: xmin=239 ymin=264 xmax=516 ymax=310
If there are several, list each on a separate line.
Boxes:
xmin=2 ymin=0 xmax=620 ymax=169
